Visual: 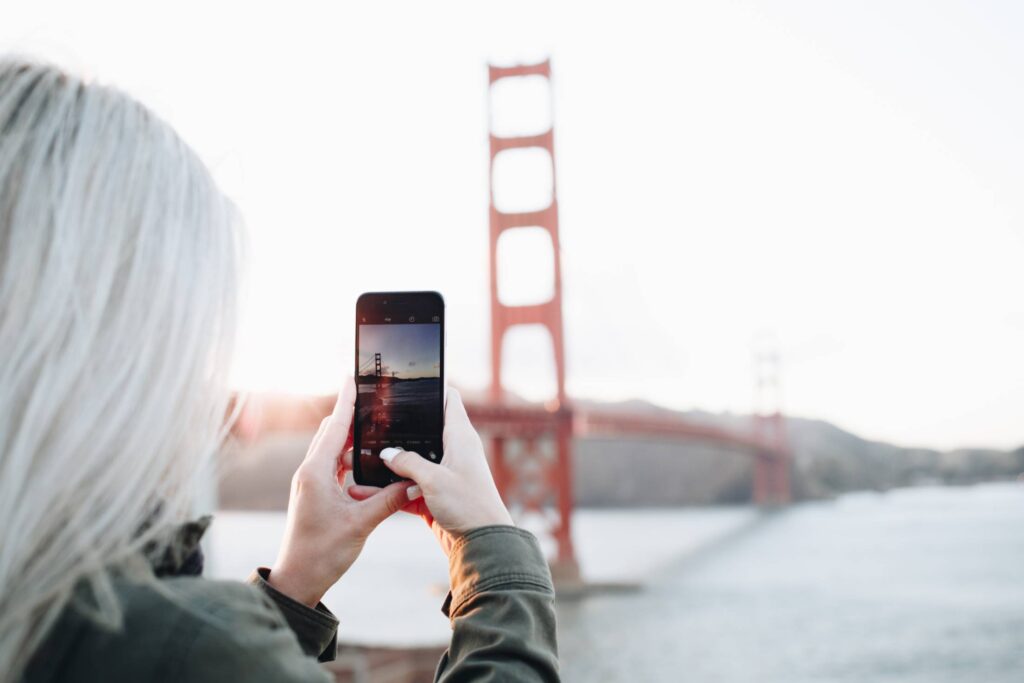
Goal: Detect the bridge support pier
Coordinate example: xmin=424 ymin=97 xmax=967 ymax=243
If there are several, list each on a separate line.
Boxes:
xmin=753 ymin=450 xmax=791 ymax=507
xmin=486 ymin=409 xmax=580 ymax=586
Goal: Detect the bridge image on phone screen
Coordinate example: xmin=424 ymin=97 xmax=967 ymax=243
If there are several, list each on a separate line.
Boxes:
xmin=353 ymin=292 xmax=444 ymax=486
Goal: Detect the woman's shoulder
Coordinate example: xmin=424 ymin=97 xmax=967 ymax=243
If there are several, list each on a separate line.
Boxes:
xmin=27 ymin=575 xmax=329 ymax=683
xmin=132 ymin=575 xmax=330 ymax=680
xmin=139 ymin=573 xmax=283 ymax=629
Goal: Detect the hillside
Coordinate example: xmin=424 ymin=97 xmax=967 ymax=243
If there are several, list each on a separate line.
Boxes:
xmin=219 ymin=398 xmax=1024 ymax=510
xmin=571 ymin=399 xmax=1024 ymax=505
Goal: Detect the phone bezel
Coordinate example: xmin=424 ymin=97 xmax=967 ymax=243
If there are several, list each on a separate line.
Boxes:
xmin=352 ymin=291 xmax=446 ymax=486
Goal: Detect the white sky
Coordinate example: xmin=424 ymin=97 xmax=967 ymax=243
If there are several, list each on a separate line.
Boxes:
xmin=4 ymin=1 xmax=1024 ymax=450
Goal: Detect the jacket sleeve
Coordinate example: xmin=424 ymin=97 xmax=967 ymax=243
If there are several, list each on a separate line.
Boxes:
xmin=247 ymin=567 xmax=339 ymax=663
xmin=434 ymin=525 xmax=560 ymax=682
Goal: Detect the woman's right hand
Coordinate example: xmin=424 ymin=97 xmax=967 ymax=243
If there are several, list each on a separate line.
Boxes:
xmin=346 ymin=388 xmax=513 ymax=556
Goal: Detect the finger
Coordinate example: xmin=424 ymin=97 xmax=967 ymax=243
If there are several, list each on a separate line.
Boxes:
xmin=443 ymin=388 xmax=479 ymax=455
xmin=306 ymin=377 xmax=356 ymax=469
xmin=356 ymin=480 xmax=414 ymax=526
xmin=348 ymin=485 xmax=425 ymax=516
xmin=336 ymin=450 xmax=354 ymax=485
xmin=379 ymin=448 xmax=440 ymax=485
xmin=307 ymin=416 xmax=331 ymax=453
xmin=346 ymin=484 xmax=380 ymax=500
xmin=445 ymin=388 xmax=471 ymax=427
xmin=400 ymin=496 xmax=429 ymax=517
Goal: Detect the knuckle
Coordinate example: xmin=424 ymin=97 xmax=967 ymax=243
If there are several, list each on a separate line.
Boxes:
xmin=386 ymin=491 xmax=405 ymax=514
xmin=420 ymin=467 xmax=446 ymax=492
xmin=396 ymin=450 xmax=419 ymax=471
xmin=292 ymin=464 xmax=315 ymax=487
xmin=415 ymin=476 xmax=434 ymax=495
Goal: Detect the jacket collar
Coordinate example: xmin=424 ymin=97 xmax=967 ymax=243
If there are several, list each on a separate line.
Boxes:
xmin=144 ymin=515 xmax=211 ymax=577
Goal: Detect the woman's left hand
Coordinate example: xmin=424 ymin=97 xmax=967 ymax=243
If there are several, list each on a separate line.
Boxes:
xmin=267 ymin=377 xmax=413 ymax=607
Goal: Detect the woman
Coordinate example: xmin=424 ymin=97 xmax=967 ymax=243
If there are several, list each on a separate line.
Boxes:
xmin=0 ymin=59 xmax=559 ymax=682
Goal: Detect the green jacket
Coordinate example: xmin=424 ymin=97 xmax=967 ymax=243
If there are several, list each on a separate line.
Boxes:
xmin=24 ymin=524 xmax=559 ymax=682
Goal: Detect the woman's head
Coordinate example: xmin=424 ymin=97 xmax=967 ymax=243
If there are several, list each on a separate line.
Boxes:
xmin=0 ymin=59 xmax=240 ymax=676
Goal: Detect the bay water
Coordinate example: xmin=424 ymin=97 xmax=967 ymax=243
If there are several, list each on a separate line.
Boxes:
xmin=208 ymin=482 xmax=1024 ymax=682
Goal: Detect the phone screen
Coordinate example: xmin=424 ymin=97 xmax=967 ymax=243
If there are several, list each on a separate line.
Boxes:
xmin=353 ymin=292 xmax=444 ymax=486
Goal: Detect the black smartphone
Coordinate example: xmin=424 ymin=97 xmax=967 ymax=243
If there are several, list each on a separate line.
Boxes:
xmin=353 ymin=291 xmax=445 ymax=486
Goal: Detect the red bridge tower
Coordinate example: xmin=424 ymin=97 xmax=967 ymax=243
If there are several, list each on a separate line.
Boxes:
xmin=485 ymin=60 xmax=579 ymax=581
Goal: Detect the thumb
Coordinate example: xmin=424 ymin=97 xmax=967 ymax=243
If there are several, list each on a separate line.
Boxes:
xmin=380 ymin=448 xmax=439 ymax=485
xmin=306 ymin=377 xmax=356 ymax=472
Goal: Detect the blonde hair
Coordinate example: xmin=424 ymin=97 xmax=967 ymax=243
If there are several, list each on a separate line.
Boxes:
xmin=0 ymin=59 xmax=240 ymax=678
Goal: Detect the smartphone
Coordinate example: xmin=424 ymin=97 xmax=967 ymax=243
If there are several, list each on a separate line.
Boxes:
xmin=353 ymin=291 xmax=445 ymax=486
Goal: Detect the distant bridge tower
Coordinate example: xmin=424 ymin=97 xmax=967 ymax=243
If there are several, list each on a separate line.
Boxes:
xmin=374 ymin=352 xmax=382 ymax=378
xmin=486 ymin=59 xmax=578 ymax=581
xmin=752 ymin=340 xmax=791 ymax=505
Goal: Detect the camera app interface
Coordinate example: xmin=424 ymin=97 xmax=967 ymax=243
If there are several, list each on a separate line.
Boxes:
xmin=356 ymin=320 xmax=442 ymax=483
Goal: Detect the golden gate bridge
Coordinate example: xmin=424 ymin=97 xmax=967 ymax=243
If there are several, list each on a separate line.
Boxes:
xmin=232 ymin=59 xmax=790 ymax=582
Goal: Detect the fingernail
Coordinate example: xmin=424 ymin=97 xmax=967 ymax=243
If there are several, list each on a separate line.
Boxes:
xmin=406 ymin=485 xmax=422 ymax=501
xmin=379 ymin=447 xmax=402 ymax=464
